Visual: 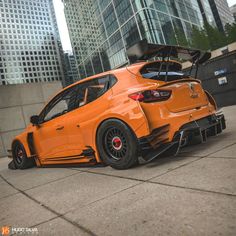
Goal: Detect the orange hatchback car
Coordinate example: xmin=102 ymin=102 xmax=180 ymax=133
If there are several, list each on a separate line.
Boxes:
xmin=9 ymin=40 xmax=226 ymax=170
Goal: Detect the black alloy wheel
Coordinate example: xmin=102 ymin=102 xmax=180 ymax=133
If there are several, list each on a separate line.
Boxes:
xmin=97 ymin=119 xmax=139 ymax=169
xmin=103 ymin=127 xmax=128 ymax=161
xmin=14 ymin=145 xmax=24 ymax=165
xmin=12 ymin=141 xmax=35 ymax=169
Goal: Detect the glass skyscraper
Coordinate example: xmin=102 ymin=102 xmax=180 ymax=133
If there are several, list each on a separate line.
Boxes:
xmin=64 ymin=0 xmax=215 ymax=80
xmin=63 ymin=51 xmax=79 ymax=87
xmin=0 ymin=0 xmax=65 ymax=85
xmin=197 ymin=0 xmax=216 ymax=26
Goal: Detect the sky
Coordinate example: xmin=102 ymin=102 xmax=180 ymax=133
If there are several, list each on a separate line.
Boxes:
xmin=52 ymin=0 xmax=72 ymax=52
xmin=227 ymin=0 xmax=236 ymax=7
xmin=53 ymin=0 xmax=236 ymax=52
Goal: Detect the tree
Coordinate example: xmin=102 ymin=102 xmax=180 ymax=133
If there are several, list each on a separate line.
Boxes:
xmin=225 ymin=23 xmax=236 ymax=44
xmin=175 ymin=26 xmax=189 ymax=47
xmin=204 ymin=22 xmax=226 ymax=50
xmin=190 ymin=25 xmax=210 ymax=50
xmin=168 ymin=26 xmax=178 ymax=45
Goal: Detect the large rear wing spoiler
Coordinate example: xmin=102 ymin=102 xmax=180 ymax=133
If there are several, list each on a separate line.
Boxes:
xmin=127 ymin=39 xmax=211 ymax=65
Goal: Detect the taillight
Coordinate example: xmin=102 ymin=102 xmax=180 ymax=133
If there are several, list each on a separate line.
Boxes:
xmin=129 ymin=90 xmax=171 ymax=102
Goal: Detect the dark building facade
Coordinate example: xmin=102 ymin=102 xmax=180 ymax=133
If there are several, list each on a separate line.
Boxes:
xmin=184 ymin=43 xmax=236 ymax=107
xmin=64 ymin=0 xmax=215 ymax=80
xmin=0 ymin=0 xmax=65 ymax=85
xmin=197 ymin=0 xmax=216 ymax=26
xmin=63 ymin=51 xmax=79 ymax=87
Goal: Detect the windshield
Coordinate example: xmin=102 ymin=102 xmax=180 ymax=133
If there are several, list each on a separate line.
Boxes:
xmin=140 ymin=61 xmax=188 ymax=82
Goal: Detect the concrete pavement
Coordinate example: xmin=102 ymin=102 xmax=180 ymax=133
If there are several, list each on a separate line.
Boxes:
xmin=0 ymin=105 xmax=236 ymax=236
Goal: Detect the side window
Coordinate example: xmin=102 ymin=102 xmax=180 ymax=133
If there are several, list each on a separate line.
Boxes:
xmin=40 ymin=86 xmax=77 ymax=122
xmin=75 ymin=74 xmax=117 ymax=108
xmin=109 ymin=74 xmax=117 ymax=87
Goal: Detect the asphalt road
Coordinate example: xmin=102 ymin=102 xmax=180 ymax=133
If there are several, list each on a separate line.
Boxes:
xmin=0 ymin=106 xmax=236 ymax=236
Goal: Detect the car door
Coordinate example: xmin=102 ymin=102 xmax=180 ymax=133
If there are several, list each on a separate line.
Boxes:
xmin=66 ymin=75 xmax=117 ymax=157
xmin=33 ymin=86 xmax=78 ymax=162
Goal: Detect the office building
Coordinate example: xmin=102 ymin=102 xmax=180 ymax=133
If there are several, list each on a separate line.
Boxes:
xmin=197 ymin=0 xmax=216 ymax=26
xmin=230 ymin=4 xmax=236 ymax=22
xmin=208 ymin=0 xmax=234 ymax=32
xmin=0 ymin=0 xmax=65 ymax=85
xmin=64 ymin=0 xmax=215 ymax=80
xmin=63 ymin=51 xmax=78 ymax=86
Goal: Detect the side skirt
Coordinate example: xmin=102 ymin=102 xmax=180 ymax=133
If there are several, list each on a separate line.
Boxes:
xmin=41 ymin=147 xmax=97 ymax=166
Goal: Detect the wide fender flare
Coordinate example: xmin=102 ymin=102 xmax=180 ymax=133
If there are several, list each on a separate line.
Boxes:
xmin=92 ymin=109 xmax=150 ymax=163
xmin=205 ymin=90 xmax=217 ymax=110
xmin=11 ymin=135 xmax=31 ymax=158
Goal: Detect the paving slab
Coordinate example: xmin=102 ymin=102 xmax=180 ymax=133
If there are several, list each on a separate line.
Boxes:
xmin=222 ymin=105 xmax=236 ymax=125
xmin=0 ymin=179 xmax=18 ymax=199
xmin=36 ymin=217 xmax=91 ymax=236
xmin=208 ymin=144 xmax=236 ymax=158
xmin=176 ymin=106 xmax=236 ymax=158
xmin=25 ymin=172 xmax=138 ymax=215
xmin=214 ymin=129 xmax=236 ymax=143
xmin=219 ymin=106 xmax=236 ymax=141
xmin=0 ymin=136 xmax=5 ymax=157
xmin=0 ymin=157 xmax=10 ymax=171
xmin=178 ymin=136 xmax=235 ymax=157
xmin=0 ymin=167 xmax=79 ymax=191
xmin=88 ymin=156 xmax=198 ymax=180
xmin=152 ymin=158 xmax=236 ymax=195
xmin=65 ymin=182 xmax=236 ymax=236
xmin=0 ymin=193 xmax=56 ymax=227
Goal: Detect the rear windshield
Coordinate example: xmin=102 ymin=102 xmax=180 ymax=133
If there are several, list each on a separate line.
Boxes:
xmin=140 ymin=61 xmax=187 ymax=82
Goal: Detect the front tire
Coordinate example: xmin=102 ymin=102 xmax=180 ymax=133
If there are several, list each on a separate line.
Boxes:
xmin=12 ymin=141 xmax=35 ymax=169
xmin=97 ymin=119 xmax=139 ymax=170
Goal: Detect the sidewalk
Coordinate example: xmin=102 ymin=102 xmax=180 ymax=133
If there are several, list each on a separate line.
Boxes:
xmin=0 ymin=106 xmax=235 ymax=236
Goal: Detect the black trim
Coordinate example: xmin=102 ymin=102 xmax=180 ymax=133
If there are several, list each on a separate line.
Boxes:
xmin=139 ymin=124 xmax=170 ymax=153
xmin=139 ymin=114 xmax=226 ymax=162
xmin=40 ymin=161 xmax=98 ymax=168
xmin=177 ymin=114 xmax=226 ymax=137
xmin=45 ymin=155 xmax=85 ymax=161
xmin=127 ymin=39 xmax=211 ymax=64
xmin=82 ymin=146 xmax=95 ymax=157
xmin=38 ymin=74 xmax=118 ymax=124
xmin=44 ymin=147 xmax=96 ymax=162
xmin=27 ymin=132 xmax=36 ymax=155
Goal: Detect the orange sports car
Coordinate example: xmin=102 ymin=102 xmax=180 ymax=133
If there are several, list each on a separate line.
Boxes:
xmin=8 ymin=40 xmax=226 ymax=170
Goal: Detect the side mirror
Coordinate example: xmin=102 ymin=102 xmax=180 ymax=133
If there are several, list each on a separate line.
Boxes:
xmin=30 ymin=115 xmax=39 ymax=126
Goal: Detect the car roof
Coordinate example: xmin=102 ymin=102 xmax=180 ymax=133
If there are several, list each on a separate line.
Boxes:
xmin=47 ymin=60 xmax=181 ymax=103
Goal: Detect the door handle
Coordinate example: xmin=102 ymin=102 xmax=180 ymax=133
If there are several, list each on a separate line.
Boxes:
xmin=56 ymin=125 xmax=64 ymax=130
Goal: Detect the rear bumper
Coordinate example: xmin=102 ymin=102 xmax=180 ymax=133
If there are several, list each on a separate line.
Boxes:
xmin=139 ymin=113 xmax=226 ymax=162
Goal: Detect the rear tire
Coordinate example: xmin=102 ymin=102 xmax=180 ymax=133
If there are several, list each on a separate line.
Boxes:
xmin=97 ymin=119 xmax=139 ymax=170
xmin=12 ymin=141 xmax=35 ymax=169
